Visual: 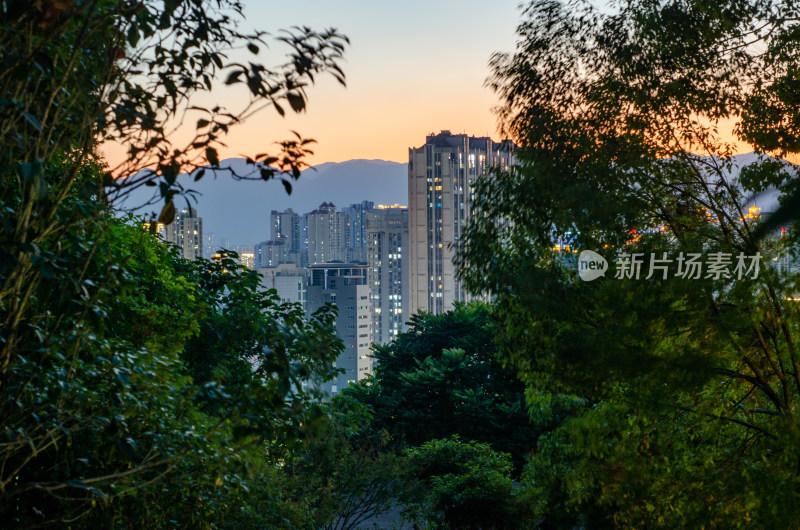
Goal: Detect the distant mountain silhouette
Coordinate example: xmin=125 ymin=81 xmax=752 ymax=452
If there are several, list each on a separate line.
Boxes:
xmin=119 ymin=159 xmax=408 ymax=246
xmin=117 ymin=152 xmax=781 ymax=249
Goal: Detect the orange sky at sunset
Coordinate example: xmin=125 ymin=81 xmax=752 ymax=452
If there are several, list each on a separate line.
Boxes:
xmin=99 ymin=0 xmax=756 ymax=169
xmin=100 ymin=0 xmax=523 ymax=168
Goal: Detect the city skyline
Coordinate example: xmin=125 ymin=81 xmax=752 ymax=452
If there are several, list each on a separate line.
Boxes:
xmin=106 ymin=0 xmax=759 ymax=251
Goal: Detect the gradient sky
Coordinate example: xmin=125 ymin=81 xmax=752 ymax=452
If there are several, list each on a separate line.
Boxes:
xmin=231 ymin=0 xmax=522 ymax=164
xmin=100 ymin=0 xmax=753 ymax=169
xmin=102 ymin=0 xmax=522 ymax=167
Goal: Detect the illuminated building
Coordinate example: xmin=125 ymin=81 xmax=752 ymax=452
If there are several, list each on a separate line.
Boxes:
xmin=366 ymin=207 xmax=409 ymax=344
xmin=254 ymin=239 xmax=289 ymax=268
xmin=238 ymin=252 xmax=255 ymax=270
xmin=203 ymin=232 xmax=217 ymax=259
xmin=141 ymin=221 xmax=165 ymax=234
xmin=270 ymin=208 xmax=303 ymax=266
xmin=163 ymin=207 xmax=203 ymax=260
xmin=307 ymin=202 xmax=348 ymax=265
xmin=341 ymin=200 xmax=375 ymax=264
xmin=408 ymin=131 xmax=515 ymax=314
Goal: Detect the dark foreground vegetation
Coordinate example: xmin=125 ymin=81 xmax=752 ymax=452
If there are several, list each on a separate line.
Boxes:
xmin=3 ymin=0 xmax=800 ymax=528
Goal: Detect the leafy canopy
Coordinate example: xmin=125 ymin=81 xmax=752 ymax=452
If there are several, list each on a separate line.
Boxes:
xmin=342 ymin=302 xmax=541 ymax=470
xmin=0 ymin=0 xmax=349 ymax=526
xmin=458 ymin=0 xmax=800 ymax=526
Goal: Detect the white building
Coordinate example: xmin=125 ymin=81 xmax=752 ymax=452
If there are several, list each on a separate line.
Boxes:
xmin=257 ymin=264 xmax=306 ymax=304
xmin=408 ymin=131 xmax=515 ymax=314
xmin=163 ymin=207 xmax=203 ymax=260
xmin=307 ymin=202 xmax=349 ymax=265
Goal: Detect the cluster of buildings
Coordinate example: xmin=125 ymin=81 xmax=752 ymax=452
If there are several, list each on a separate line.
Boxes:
xmin=148 ymin=207 xmax=204 ymax=260
xmin=159 ymin=131 xmax=516 ymax=393
xmin=249 ymin=203 xmax=409 ymax=393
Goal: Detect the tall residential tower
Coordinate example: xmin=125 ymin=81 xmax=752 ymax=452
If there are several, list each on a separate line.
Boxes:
xmin=270 ymin=208 xmax=301 ymax=261
xmin=366 ymin=206 xmax=409 ymax=344
xmin=306 ymin=202 xmax=349 ymax=265
xmin=341 ymin=200 xmax=375 ymax=264
xmin=408 ymin=131 xmax=514 ymax=314
xmin=164 ymin=207 xmax=203 ymax=261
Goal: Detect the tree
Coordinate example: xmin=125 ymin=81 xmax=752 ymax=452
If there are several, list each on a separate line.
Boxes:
xmin=343 ymin=302 xmax=542 ymax=471
xmin=459 ymin=0 xmax=800 ymax=526
xmin=403 ymin=436 xmax=530 ymax=529
xmin=1 ymin=0 xmax=347 ymax=376
xmin=271 ymin=399 xmax=407 ymax=530
xmin=0 ymin=208 xmax=343 ymax=527
xmin=0 ymin=0 xmax=348 ymax=525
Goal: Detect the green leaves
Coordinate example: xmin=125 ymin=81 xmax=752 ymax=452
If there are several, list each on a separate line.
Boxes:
xmin=739 ymin=158 xmax=787 ymax=193
xmin=205 ymin=146 xmax=219 ymax=166
xmin=457 ymin=1 xmax=800 ymax=526
xmin=343 ymin=302 xmax=538 ymax=471
xmin=0 ymin=206 xmax=346 ymax=527
xmin=0 ymin=2 xmax=350 ymax=524
xmin=403 ymin=437 xmax=523 ymax=528
xmin=158 ymin=200 xmax=175 ymax=224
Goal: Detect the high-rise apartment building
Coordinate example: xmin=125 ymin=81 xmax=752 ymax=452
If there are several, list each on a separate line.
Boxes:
xmin=366 ymin=206 xmax=409 ymax=345
xmin=203 ymin=232 xmax=216 ymax=259
xmin=408 ymin=131 xmax=515 ymax=314
xmin=254 ymin=240 xmax=289 ymax=268
xmin=341 ymin=200 xmax=375 ymax=264
xmin=270 ymin=208 xmax=301 ymax=253
xmin=305 ymin=263 xmax=372 ymax=394
xmin=307 ymin=202 xmax=349 ymax=265
xmin=253 ymin=209 xmax=304 ymax=267
xmin=164 ymin=207 xmax=203 ymax=260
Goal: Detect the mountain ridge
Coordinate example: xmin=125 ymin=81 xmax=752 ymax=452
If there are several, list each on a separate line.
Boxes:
xmin=117 ymin=152 xmax=779 ymax=249
xmin=119 ymin=158 xmax=409 ymax=246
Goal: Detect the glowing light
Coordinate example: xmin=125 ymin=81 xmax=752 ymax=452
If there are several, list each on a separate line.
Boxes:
xmin=742 ymin=205 xmax=761 ymax=221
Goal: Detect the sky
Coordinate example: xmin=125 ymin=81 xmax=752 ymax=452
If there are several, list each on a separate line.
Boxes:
xmin=104 ymin=0 xmax=755 ymax=245
xmin=227 ymin=0 xmax=523 ymax=164
xmin=99 ymin=0 xmax=755 ymax=169
xmin=102 ymin=0 xmax=523 ymax=167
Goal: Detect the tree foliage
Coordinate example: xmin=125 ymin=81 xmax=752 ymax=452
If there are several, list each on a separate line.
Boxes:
xmin=271 ymin=400 xmax=407 ymax=530
xmin=0 ymin=0 xmax=349 ymax=526
xmin=459 ymin=0 xmax=800 ymax=526
xmin=1 ymin=204 xmax=344 ymax=526
xmin=403 ymin=437 xmax=529 ymax=529
xmin=343 ymin=302 xmax=541 ymax=470
xmin=1 ymin=0 xmax=347 ymax=377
